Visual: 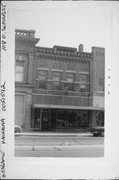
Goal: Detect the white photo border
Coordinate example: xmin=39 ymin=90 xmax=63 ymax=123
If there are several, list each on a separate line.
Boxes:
xmin=1 ymin=1 xmax=119 ymax=179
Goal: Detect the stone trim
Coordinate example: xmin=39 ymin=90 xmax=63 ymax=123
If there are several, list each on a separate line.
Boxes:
xmin=79 ymin=71 xmax=89 ymax=74
xmin=32 ymin=92 xmax=91 ymax=98
xmin=37 ymin=67 xmax=49 ymax=71
xmin=65 ymin=70 xmax=76 ymax=73
xmin=51 ymin=69 xmax=63 ymax=72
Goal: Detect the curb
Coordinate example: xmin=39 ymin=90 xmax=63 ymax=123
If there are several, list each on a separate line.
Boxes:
xmin=15 ymin=144 xmax=104 ymax=151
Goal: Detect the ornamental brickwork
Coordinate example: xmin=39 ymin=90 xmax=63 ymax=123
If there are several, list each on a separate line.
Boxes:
xmin=15 ymin=29 xmax=104 ymax=130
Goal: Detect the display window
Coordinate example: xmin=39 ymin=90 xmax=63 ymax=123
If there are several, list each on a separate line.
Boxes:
xmin=32 ymin=108 xmax=90 ymax=131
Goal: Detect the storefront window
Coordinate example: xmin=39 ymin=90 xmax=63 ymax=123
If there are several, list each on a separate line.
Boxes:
xmin=32 ymin=108 xmax=89 ymax=130
xmin=56 ymin=109 xmax=89 ymax=128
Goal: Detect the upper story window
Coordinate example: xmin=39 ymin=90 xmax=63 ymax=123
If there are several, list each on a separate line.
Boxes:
xmin=15 ymin=65 xmax=24 ymax=82
xmin=38 ymin=70 xmax=48 ymax=89
xmin=98 ymin=78 xmax=104 ymax=92
xmin=39 ymin=70 xmax=48 ymax=81
xmin=52 ymin=71 xmax=62 ymax=90
xmin=15 ymin=54 xmax=24 ymax=61
xmin=80 ymin=83 xmax=87 ymax=92
xmin=64 ymin=73 xmax=75 ymax=91
xmin=78 ymin=73 xmax=89 ymax=93
xmin=67 ymin=73 xmax=75 ymax=83
xmin=79 ymin=73 xmax=89 ymax=83
xmin=52 ymin=71 xmax=61 ymax=82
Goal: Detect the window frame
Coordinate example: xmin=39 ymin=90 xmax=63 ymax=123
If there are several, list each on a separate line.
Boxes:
xmin=37 ymin=70 xmax=48 ymax=89
xmin=66 ymin=72 xmax=75 ymax=83
xmin=97 ymin=78 xmax=104 ymax=93
xmin=15 ymin=65 xmax=24 ymax=82
xmin=52 ymin=71 xmax=62 ymax=82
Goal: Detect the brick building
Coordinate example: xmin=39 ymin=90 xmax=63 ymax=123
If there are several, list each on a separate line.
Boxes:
xmin=15 ymin=29 xmax=104 ymax=131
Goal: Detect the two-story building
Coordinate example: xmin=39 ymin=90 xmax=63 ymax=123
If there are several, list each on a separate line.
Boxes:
xmin=15 ymin=29 xmax=104 ymax=131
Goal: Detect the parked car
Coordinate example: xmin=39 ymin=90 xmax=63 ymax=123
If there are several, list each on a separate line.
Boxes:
xmin=87 ymin=126 xmax=104 ymax=137
xmin=15 ymin=125 xmax=22 ymax=133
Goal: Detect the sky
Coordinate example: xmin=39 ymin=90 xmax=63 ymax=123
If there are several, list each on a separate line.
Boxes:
xmin=10 ymin=2 xmax=112 ymax=52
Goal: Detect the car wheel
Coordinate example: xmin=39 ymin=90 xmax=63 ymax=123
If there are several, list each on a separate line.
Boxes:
xmin=100 ymin=131 xmax=104 ymax=137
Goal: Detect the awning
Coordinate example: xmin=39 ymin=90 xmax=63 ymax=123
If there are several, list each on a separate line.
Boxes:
xmin=33 ymin=104 xmax=104 ymax=111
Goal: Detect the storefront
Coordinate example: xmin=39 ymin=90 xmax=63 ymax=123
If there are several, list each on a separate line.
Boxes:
xmin=31 ymin=107 xmax=90 ymax=131
xmin=95 ymin=110 xmax=104 ymax=126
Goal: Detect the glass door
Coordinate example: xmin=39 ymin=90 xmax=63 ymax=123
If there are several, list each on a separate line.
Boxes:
xmin=42 ymin=109 xmax=49 ymax=131
xmin=33 ymin=108 xmax=42 ymax=130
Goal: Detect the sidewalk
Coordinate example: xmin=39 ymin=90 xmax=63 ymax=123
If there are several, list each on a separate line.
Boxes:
xmin=15 ymin=144 xmax=104 ymax=151
xmin=15 ymin=131 xmax=91 ymax=137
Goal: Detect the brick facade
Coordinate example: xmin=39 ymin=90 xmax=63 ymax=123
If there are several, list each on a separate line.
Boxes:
xmin=15 ymin=29 xmax=104 ymax=131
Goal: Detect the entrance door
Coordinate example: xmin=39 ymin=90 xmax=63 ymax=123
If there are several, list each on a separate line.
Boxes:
xmin=95 ymin=111 xmax=104 ymax=126
xmin=42 ymin=109 xmax=49 ymax=131
xmin=33 ymin=108 xmax=41 ymax=130
xmin=50 ymin=109 xmax=56 ymax=130
xmin=76 ymin=110 xmax=89 ymax=128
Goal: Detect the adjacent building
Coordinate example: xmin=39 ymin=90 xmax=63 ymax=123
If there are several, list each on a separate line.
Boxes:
xmin=15 ymin=29 xmax=104 ymax=131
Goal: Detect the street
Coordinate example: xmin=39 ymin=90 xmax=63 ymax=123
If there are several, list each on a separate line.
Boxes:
xmin=15 ymin=146 xmax=103 ymax=157
xmin=15 ymin=133 xmax=104 ymax=157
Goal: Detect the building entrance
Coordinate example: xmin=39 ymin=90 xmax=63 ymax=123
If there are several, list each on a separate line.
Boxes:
xmin=31 ymin=107 xmax=89 ymax=131
xmin=95 ymin=111 xmax=104 ymax=126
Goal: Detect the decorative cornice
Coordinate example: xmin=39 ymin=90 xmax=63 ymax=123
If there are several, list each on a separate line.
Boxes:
xmin=15 ymin=36 xmax=39 ymax=46
xmin=36 ymin=53 xmax=91 ymax=64
xmin=35 ymin=46 xmax=92 ymax=59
